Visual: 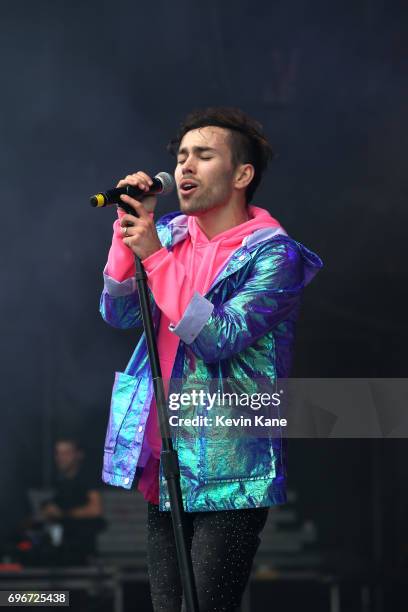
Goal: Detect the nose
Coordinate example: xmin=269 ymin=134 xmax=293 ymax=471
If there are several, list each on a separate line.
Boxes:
xmin=181 ymin=155 xmax=197 ymax=176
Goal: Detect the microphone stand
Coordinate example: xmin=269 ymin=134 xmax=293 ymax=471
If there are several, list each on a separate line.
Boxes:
xmin=123 ymin=203 xmax=199 ymax=612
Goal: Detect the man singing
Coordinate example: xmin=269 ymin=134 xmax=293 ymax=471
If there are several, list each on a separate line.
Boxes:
xmin=99 ymin=107 xmax=323 ymax=611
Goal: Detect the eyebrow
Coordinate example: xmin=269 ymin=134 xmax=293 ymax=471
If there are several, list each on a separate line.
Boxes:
xmin=177 ymin=146 xmax=218 ymax=156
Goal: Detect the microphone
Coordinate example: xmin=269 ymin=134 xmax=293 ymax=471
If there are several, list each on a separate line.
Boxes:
xmin=90 ymin=172 xmax=175 ymax=207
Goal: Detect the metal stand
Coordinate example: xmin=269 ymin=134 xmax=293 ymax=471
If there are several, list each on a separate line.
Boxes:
xmin=124 ymin=202 xmax=199 ymax=612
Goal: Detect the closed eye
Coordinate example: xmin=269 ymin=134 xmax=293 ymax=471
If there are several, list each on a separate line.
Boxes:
xmin=177 ymin=155 xmax=214 ymax=164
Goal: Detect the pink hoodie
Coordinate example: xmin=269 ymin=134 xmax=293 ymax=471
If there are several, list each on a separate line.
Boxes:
xmin=106 ymin=206 xmax=282 ymax=504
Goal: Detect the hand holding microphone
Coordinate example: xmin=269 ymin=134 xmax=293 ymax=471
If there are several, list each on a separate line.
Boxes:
xmin=106 ymin=170 xmax=168 ymax=260
xmin=90 ymin=170 xmax=174 ymax=213
xmin=116 ymin=170 xmax=160 ymax=223
xmin=91 ymin=170 xmax=174 ymax=260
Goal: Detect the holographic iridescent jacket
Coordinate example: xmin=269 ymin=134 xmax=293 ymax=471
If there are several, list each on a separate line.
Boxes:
xmin=100 ymin=210 xmax=323 ymax=512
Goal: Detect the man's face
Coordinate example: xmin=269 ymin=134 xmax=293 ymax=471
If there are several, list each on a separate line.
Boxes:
xmin=54 ymin=442 xmax=81 ymax=474
xmin=174 ymin=126 xmax=237 ymax=215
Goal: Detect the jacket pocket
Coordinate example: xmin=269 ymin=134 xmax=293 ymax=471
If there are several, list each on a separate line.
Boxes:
xmin=199 ymin=437 xmax=277 ymax=483
xmin=200 ymin=437 xmax=278 ymax=483
xmin=104 ymin=372 xmax=142 ymax=454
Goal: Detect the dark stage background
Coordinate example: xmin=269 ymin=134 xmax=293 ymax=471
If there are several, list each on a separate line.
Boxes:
xmin=1 ymin=0 xmax=407 ymax=608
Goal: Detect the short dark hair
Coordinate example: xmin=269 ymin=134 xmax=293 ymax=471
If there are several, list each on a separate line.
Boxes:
xmin=54 ymin=437 xmax=83 ymax=452
xmin=167 ymin=106 xmax=276 ymax=204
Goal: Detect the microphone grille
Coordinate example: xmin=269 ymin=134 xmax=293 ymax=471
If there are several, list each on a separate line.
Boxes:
xmin=155 ymin=172 xmax=175 ymax=195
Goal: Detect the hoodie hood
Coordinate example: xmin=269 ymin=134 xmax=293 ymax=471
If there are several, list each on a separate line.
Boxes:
xmin=156 ymin=205 xmax=323 ymax=293
xmin=186 ymin=205 xmax=285 ymax=294
xmin=187 ymin=205 xmax=283 ymax=249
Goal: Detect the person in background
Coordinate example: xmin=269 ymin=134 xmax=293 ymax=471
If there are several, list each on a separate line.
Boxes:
xmin=41 ymin=438 xmax=105 ymax=564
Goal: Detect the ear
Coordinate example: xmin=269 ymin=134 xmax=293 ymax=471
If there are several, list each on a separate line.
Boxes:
xmin=233 ymin=163 xmax=255 ymax=191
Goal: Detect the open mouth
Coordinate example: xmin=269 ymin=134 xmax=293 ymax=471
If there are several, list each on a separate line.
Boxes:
xmin=180 ymin=182 xmax=199 ymax=196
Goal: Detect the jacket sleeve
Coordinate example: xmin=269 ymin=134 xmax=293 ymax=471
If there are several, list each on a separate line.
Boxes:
xmin=99 ymin=269 xmax=143 ymax=329
xmin=99 ymin=212 xmax=158 ymax=329
xmin=169 ymin=240 xmax=305 ymax=363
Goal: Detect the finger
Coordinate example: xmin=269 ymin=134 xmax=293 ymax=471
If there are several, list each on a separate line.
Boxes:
xmin=123 ymin=230 xmax=143 ymax=248
xmin=136 ymin=171 xmax=154 ymax=187
xmin=116 ymin=176 xmax=145 ymax=189
xmin=120 ymin=194 xmax=149 ymax=219
xmin=120 ymin=224 xmax=135 ymax=237
xmin=118 ymin=172 xmax=153 ymax=191
xmin=128 ymin=172 xmax=153 ymax=188
xmin=117 ymin=177 xmax=148 ymax=190
xmin=120 ymin=223 xmax=135 ymax=238
xmin=118 ymin=194 xmax=142 ymax=214
xmin=117 ymin=208 xmax=139 ymax=228
xmin=119 ymin=219 xmax=143 ymax=237
xmin=116 ymin=178 xmax=130 ymax=188
xmin=125 ymin=173 xmax=151 ymax=191
xmin=119 ymin=213 xmax=139 ymax=227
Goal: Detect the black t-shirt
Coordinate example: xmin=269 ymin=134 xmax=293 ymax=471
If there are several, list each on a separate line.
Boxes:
xmin=52 ymin=466 xmax=99 ymax=512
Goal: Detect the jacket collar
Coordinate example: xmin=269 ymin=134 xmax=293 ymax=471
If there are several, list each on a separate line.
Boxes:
xmin=156 ymin=212 xmax=290 ymax=295
xmin=156 ymin=210 xmax=322 ymax=296
xmin=158 ymin=212 xmax=288 ymax=251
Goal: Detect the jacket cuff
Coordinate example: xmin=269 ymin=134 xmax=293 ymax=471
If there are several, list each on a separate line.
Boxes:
xmin=168 ymin=291 xmax=214 ymax=344
xmin=103 ymin=265 xmax=136 ymax=297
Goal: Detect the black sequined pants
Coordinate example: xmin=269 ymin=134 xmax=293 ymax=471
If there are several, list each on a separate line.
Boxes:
xmin=147 ymin=501 xmax=269 ymax=612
